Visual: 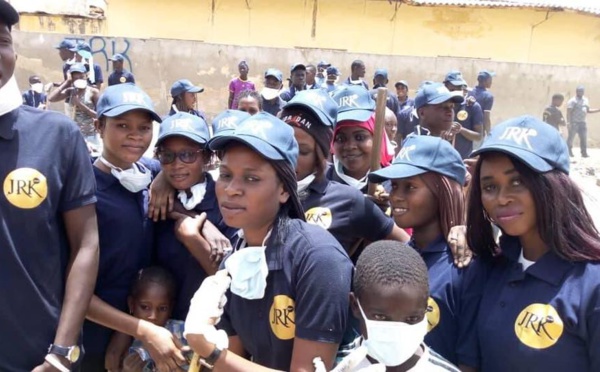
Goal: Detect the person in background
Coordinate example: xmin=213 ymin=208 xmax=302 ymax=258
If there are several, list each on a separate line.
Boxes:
xmin=413 ymin=82 xmax=463 ymax=138
xmin=261 ymin=68 xmax=286 ymax=116
xmin=443 ymin=71 xmax=483 ymax=159
xmin=315 ymin=60 xmax=330 ymax=87
xmin=228 ymin=60 xmax=255 ymax=110
xmin=469 ymin=116 xmax=600 ymax=372
xmin=566 ymin=86 xmax=600 ymax=158
xmin=395 ymin=80 xmax=414 ymax=112
xmin=306 ymin=64 xmax=319 ymax=89
xmin=369 ymin=68 xmax=400 ymax=119
xmin=108 ymin=54 xmax=135 ymax=87
xmin=71 ymin=41 xmax=104 ymax=90
xmin=169 ymin=79 xmax=206 ymax=120
xmin=22 ymin=75 xmax=47 ymax=109
xmin=55 ymin=38 xmax=76 ymax=82
xmin=398 ymin=81 xmax=435 ymax=144
xmin=237 ymin=90 xmax=262 ymax=115
xmin=384 ymin=107 xmax=398 ymax=153
xmin=542 ymin=93 xmax=565 ymax=132
xmin=469 ymin=70 xmax=495 ymax=136
xmin=0 ymin=3 xmax=99 ymax=370
xmin=322 ymin=66 xmax=341 ymax=94
xmin=280 ymin=63 xmax=307 ymax=102
xmin=344 ymin=60 xmax=368 ymax=90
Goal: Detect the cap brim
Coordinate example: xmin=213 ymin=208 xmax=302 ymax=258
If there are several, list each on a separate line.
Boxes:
xmin=368 ymin=163 xmax=427 ymax=183
xmin=470 ymin=145 xmax=552 ymax=173
xmin=448 ymin=80 xmax=467 ymax=86
xmin=208 ymin=135 xmax=284 ymax=161
xmin=429 ymin=93 xmax=464 ymax=105
xmin=283 ymin=102 xmax=333 ymax=127
xmin=337 ymin=109 xmax=373 ymax=123
xmin=187 ymin=87 xmax=204 ymax=94
xmin=156 ymin=132 xmax=208 ymax=147
xmin=265 ymin=74 xmax=282 ymax=81
xmin=102 ymin=105 xmax=163 ymax=124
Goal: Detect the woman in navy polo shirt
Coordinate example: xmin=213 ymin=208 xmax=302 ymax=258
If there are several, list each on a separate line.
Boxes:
xmin=280 ymin=89 xmax=409 ymax=257
xmin=168 ymin=79 xmax=206 ymax=120
xmin=185 ymin=112 xmax=353 ymax=371
xmin=369 ymin=135 xmax=484 ymax=371
xmin=153 ymin=111 xmax=238 ymax=321
xmin=82 ymin=84 xmax=187 ymax=372
xmin=467 ymin=116 xmax=600 ymax=372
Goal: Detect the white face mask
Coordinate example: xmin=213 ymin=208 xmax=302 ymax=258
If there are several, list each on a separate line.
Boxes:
xmin=358 ymin=300 xmax=428 ymax=367
xmin=297 ymin=173 xmax=316 ymax=193
xmin=224 ymin=231 xmax=270 ymax=300
xmin=178 ymin=182 xmax=207 ymax=210
xmin=73 ymin=79 xmax=88 ymax=89
xmin=333 ymin=156 xmax=368 ymax=190
xmin=261 ymin=87 xmax=280 ymax=101
xmin=98 ymin=157 xmax=152 ymax=193
xmin=0 ymin=76 xmax=23 ymax=116
xmin=31 ymin=83 xmax=44 ymax=94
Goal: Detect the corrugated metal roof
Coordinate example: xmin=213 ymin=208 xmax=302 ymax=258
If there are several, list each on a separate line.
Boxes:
xmin=401 ymin=0 xmax=600 ymax=16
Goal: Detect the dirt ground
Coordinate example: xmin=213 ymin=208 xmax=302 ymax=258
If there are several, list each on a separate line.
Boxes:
xmin=569 ymin=147 xmax=600 ymax=229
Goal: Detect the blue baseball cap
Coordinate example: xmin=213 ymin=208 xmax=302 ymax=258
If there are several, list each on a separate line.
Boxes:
xmin=156 ymin=112 xmax=210 ymax=147
xmin=265 ymin=68 xmax=283 ymax=82
xmin=326 ymin=66 xmax=340 ymax=76
xmin=471 ymin=115 xmax=569 ymax=174
xmin=369 ymin=135 xmax=466 ymax=185
xmin=96 ymin=83 xmax=162 ymax=123
xmin=73 ymin=42 xmax=92 ymax=59
xmin=444 ymin=71 xmax=467 ymax=86
xmin=170 ymin=79 xmax=204 ymax=97
xmin=395 ymin=80 xmax=409 ymax=88
xmin=374 ymin=68 xmax=388 ymax=79
xmin=208 ymin=112 xmax=299 ymax=169
xmin=55 ymin=39 xmax=76 ymax=50
xmin=109 ymin=53 xmax=125 ymax=62
xmin=414 ymin=83 xmax=464 ymax=110
xmin=317 ymin=61 xmax=331 ymax=68
xmin=283 ymin=89 xmax=337 ymax=127
xmin=69 ymin=63 xmax=87 ymax=74
xmin=290 ymin=63 xmax=306 ymax=73
xmin=0 ymin=0 xmax=19 ymax=27
xmin=478 ymin=70 xmax=496 ymax=80
xmin=211 ymin=110 xmax=251 ymax=137
xmin=332 ymin=85 xmax=375 ymax=123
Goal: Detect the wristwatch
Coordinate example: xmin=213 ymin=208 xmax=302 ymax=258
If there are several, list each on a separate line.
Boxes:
xmin=198 ymin=347 xmax=222 ymax=370
xmin=47 ymin=344 xmax=81 ymax=364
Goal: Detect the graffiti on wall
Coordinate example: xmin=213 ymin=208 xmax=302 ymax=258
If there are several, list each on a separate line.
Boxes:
xmin=65 ymin=36 xmax=133 ymax=73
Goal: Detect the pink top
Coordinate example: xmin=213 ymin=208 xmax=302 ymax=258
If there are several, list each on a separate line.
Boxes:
xmin=229 ymin=77 xmax=256 ymax=109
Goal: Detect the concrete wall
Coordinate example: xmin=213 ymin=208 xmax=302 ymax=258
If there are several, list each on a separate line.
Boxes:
xmin=13 ymin=31 xmax=600 ymax=145
xmin=15 ymin=0 xmax=600 ymax=68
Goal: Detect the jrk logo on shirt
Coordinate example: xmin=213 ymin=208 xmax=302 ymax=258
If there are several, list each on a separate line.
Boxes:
xmin=3 ymin=168 xmax=48 ymax=209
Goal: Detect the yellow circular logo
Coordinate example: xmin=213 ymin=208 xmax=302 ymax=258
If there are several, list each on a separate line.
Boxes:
xmin=3 ymin=168 xmax=48 ymax=209
xmin=457 ymin=110 xmax=469 ymax=121
xmin=269 ymin=295 xmax=296 ymax=340
xmin=119 ymin=76 xmax=127 ymax=83
xmin=426 ymin=297 xmax=440 ymax=332
xmin=514 ymin=304 xmax=563 ymax=349
xmin=304 ymin=207 xmax=333 ymax=229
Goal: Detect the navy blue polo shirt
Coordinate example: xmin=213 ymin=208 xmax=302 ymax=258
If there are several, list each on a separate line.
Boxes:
xmin=398 ymin=106 xmax=419 ymax=139
xmin=411 ymin=236 xmax=485 ymax=368
xmin=87 ymin=62 xmax=104 ymax=86
xmin=325 ymin=164 xmax=368 ymax=194
xmin=154 ymin=173 xmax=238 ymax=320
xmin=469 ymin=86 xmax=494 ymax=112
xmin=22 ymin=90 xmax=47 ymax=108
xmin=399 ymin=97 xmax=415 ymax=112
xmin=167 ymin=107 xmax=206 ymax=121
xmin=263 ymin=97 xmax=286 ymax=116
xmin=279 ymin=86 xmax=307 ymax=102
xmin=302 ymin=178 xmax=394 ymax=253
xmin=0 ymin=106 xmax=96 ymax=371
xmin=219 ymin=219 xmax=353 ymax=370
xmin=343 ymin=77 xmax=369 ymax=90
xmin=453 ymin=101 xmax=483 ymax=159
xmin=82 ymin=157 xmax=160 ymax=358
xmin=477 ymin=235 xmax=600 ymax=372
xmin=108 ymin=69 xmax=135 ymax=86
xmin=369 ymin=88 xmax=400 ymax=118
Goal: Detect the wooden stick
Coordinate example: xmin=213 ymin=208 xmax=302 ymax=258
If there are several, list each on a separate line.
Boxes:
xmin=367 ymin=87 xmax=388 ymax=196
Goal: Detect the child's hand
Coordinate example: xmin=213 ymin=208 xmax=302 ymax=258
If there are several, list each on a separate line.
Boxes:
xmin=122 ymin=353 xmax=146 ymax=372
xmin=105 ymin=331 xmax=132 ymax=372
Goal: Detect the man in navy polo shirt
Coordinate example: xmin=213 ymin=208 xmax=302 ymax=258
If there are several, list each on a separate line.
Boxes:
xmin=443 ymin=71 xmax=483 ymax=158
xmin=0 ymin=2 xmax=99 ymax=371
xmin=395 ymin=80 xmax=414 ymax=111
xmin=343 ymin=59 xmax=369 ymax=89
xmin=261 ymin=68 xmax=286 ymax=116
xmin=107 ymin=53 xmax=135 ymax=86
xmin=280 ymin=63 xmax=307 ymax=102
xmin=369 ymin=68 xmax=400 ymax=119
xmin=414 ymin=82 xmax=463 ymax=138
xmin=469 ymin=70 xmax=495 ymax=136
xmin=55 ymin=38 xmax=76 ymax=82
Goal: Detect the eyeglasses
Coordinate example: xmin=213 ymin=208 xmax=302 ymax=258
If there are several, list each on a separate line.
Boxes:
xmin=157 ymin=149 xmax=204 ymax=165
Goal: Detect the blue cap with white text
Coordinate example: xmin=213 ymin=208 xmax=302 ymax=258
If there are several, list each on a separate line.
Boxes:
xmin=471 ymin=115 xmax=569 ymax=174
xmin=414 ymin=82 xmax=464 ymax=110
xmin=369 ymin=135 xmax=466 ymax=185
xmin=332 ymin=85 xmax=375 ymax=123
xmin=157 ymin=112 xmax=210 ymax=147
xmin=211 ymin=110 xmax=251 ymax=137
xmin=96 ymin=83 xmax=162 ymax=123
xmin=283 ymin=89 xmax=338 ymax=126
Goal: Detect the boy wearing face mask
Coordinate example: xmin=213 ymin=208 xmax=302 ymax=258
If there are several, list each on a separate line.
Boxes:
xmin=339 ymin=240 xmax=460 ymax=372
xmin=48 ymin=63 xmax=101 ymax=150
xmin=261 ymin=68 xmax=286 ymax=116
xmin=22 ymin=75 xmax=47 ymax=109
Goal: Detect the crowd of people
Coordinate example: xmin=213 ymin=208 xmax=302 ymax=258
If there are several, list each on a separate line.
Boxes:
xmin=2 ymin=1 xmax=600 ymax=372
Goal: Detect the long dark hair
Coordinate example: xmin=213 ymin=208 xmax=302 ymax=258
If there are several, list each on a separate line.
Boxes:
xmin=420 ymin=172 xmax=465 ymax=243
xmin=467 ymin=153 xmax=600 ymax=261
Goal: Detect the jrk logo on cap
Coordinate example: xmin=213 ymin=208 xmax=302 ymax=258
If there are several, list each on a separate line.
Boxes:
xmin=497 ymin=127 xmax=537 ymax=151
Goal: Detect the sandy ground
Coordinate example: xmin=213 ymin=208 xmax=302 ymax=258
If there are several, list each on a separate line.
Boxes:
xmin=568 ymin=147 xmax=600 ymax=229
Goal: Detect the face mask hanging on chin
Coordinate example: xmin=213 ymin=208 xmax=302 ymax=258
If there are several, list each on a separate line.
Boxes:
xmin=0 ymin=76 xmax=23 ymax=116
xmin=98 ymin=157 xmax=152 ymax=193
xmin=224 ymin=230 xmax=271 ymax=300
